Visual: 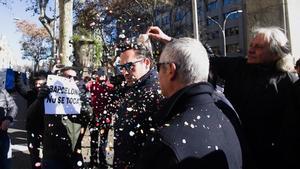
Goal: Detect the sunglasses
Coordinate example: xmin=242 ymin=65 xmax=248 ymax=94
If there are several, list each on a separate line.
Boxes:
xmin=118 ymin=59 xmax=144 ymax=71
xmin=65 ymin=75 xmax=79 ymax=81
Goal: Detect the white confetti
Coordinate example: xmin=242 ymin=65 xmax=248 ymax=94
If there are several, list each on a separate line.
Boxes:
xmin=164 ymin=123 xmax=170 ymax=127
xmin=77 ymin=160 xmax=83 ymax=166
xmin=215 ymin=145 xmax=219 ymax=150
xmin=129 ymin=131 xmax=135 ymax=136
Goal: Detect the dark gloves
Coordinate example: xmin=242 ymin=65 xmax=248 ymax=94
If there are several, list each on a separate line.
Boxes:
xmin=37 ymin=84 xmax=50 ymax=99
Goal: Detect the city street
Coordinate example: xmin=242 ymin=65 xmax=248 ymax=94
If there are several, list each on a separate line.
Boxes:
xmin=8 ymin=92 xmax=31 ymax=169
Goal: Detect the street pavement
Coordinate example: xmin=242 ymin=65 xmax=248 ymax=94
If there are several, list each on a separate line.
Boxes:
xmin=8 ymin=92 xmax=31 ymax=169
xmin=7 ymin=92 xmax=113 ymax=169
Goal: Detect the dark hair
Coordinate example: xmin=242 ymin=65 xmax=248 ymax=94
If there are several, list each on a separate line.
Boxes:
xmin=296 ymin=58 xmax=300 ymax=67
xmin=33 ymin=70 xmax=48 ymax=81
xmin=118 ymin=37 xmax=153 ymax=59
xmin=60 ymin=66 xmax=79 ymax=73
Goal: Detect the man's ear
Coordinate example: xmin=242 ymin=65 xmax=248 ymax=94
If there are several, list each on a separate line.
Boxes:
xmin=144 ymin=58 xmax=151 ymax=69
xmin=169 ymin=63 xmax=178 ymax=81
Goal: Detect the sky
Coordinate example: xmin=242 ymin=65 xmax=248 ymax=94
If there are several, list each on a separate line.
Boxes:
xmin=0 ymin=1 xmax=41 ymax=59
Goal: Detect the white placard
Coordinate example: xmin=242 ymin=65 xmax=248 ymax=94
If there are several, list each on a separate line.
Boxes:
xmin=0 ymin=69 xmax=6 ymax=89
xmin=44 ymin=75 xmax=81 ymax=115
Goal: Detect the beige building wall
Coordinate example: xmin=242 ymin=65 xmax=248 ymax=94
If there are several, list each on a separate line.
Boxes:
xmin=286 ymin=0 xmax=300 ymax=61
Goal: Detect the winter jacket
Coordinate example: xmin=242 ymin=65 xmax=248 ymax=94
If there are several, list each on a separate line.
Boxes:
xmin=27 ymin=81 xmax=92 ymax=162
xmin=90 ymin=79 xmax=114 ymax=129
xmin=280 ymin=78 xmax=300 ymax=169
xmin=210 ymin=57 xmax=298 ymax=169
xmin=111 ymin=68 xmax=162 ymax=169
xmin=136 ymin=82 xmax=243 ymax=169
xmin=15 ymin=76 xmax=43 ymax=132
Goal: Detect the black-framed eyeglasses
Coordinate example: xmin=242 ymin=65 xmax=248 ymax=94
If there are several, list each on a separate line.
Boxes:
xmin=156 ymin=62 xmax=179 ymax=72
xmin=117 ymin=59 xmax=144 ymax=71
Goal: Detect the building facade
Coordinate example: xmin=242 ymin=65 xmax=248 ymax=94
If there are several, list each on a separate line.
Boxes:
xmin=154 ymin=0 xmax=245 ymax=57
xmin=197 ymin=0 xmax=245 ymax=57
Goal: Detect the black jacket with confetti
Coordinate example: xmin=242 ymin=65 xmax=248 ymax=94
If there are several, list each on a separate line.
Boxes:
xmin=38 ymin=81 xmax=92 ymax=165
xmin=136 ymin=82 xmax=243 ymax=169
xmin=111 ymin=68 xmax=163 ymax=169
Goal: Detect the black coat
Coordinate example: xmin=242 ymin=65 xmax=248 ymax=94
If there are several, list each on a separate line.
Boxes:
xmin=15 ymin=82 xmax=43 ymax=132
xmin=280 ymin=79 xmax=300 ymax=169
xmin=211 ymin=57 xmax=298 ymax=169
xmin=112 ymin=69 xmax=162 ymax=169
xmin=136 ymin=82 xmax=243 ymax=169
xmin=27 ymin=81 xmax=92 ymax=165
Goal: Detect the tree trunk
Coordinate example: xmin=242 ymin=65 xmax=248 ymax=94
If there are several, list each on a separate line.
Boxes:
xmin=59 ymin=0 xmax=73 ymax=66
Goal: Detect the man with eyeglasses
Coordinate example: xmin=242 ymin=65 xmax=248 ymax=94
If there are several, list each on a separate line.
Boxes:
xmin=109 ymin=37 xmax=163 ymax=169
xmin=135 ymin=35 xmax=243 ymax=169
xmin=27 ymin=66 xmax=92 ymax=169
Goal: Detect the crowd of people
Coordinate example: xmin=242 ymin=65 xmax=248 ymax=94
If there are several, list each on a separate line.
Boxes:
xmin=0 ymin=25 xmax=299 ymax=169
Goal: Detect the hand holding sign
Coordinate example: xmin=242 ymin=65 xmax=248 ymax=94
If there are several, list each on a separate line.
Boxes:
xmin=37 ymin=84 xmax=50 ymax=99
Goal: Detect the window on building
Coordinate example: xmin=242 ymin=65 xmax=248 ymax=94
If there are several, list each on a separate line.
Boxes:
xmin=226 ymin=43 xmax=240 ymax=53
xmin=223 ymin=0 xmax=240 ymax=6
xmin=207 ymin=1 xmax=217 ymax=11
xmin=175 ymin=11 xmax=185 ymax=22
xmin=155 ymin=20 xmax=160 ymax=26
xmin=225 ymin=26 xmax=239 ymax=36
xmin=207 ymin=31 xmax=219 ymax=40
xmin=197 ymin=5 xmax=202 ymax=16
xmin=162 ymin=15 xmax=170 ymax=25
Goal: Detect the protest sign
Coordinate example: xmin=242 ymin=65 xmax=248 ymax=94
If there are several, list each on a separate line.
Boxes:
xmin=45 ymin=75 xmax=81 ymax=115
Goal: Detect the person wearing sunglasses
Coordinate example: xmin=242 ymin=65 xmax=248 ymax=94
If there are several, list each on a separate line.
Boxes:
xmin=28 ymin=66 xmax=92 ymax=169
xmin=110 ymin=37 xmax=163 ymax=169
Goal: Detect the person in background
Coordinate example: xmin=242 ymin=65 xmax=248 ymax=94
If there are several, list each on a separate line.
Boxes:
xmin=16 ymin=70 xmax=48 ymax=169
xmin=88 ymin=68 xmax=113 ymax=169
xmin=28 ymin=66 xmax=92 ymax=169
xmin=0 ymin=88 xmax=18 ymax=169
xmin=294 ymin=58 xmax=300 ymax=77
xmin=209 ymin=27 xmax=298 ymax=169
xmin=281 ymin=57 xmax=300 ymax=169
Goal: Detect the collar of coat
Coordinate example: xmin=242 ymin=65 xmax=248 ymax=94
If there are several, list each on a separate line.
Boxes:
xmin=126 ymin=68 xmax=159 ymax=91
xmin=157 ymin=82 xmax=214 ymax=125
